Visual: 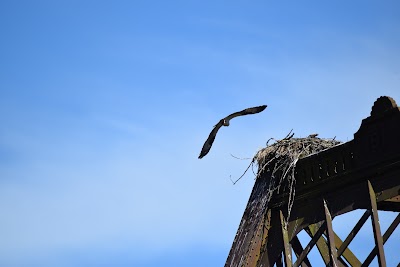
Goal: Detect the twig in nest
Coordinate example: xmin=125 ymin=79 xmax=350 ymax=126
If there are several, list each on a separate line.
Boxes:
xmin=266 ymin=138 xmax=275 ymax=146
xmin=251 ymin=162 xmax=257 ymax=176
xmin=251 ymin=131 xmax=341 ymax=232
xmin=282 ymin=129 xmax=294 ymax=140
xmin=230 ymin=158 xmax=255 ymax=185
xmin=230 ymin=154 xmax=252 ymax=160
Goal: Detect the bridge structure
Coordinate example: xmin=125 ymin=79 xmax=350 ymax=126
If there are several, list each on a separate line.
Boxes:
xmin=225 ymin=96 xmax=400 ymax=267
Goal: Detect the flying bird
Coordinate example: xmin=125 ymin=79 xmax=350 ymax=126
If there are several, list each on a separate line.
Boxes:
xmin=198 ymin=105 xmax=267 ymax=159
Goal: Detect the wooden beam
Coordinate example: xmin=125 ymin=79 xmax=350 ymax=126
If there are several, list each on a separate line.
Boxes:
xmin=324 ymin=200 xmax=339 ymax=267
xmin=367 ymin=181 xmax=386 ymax=267
xmin=257 ymin=209 xmax=285 ymax=267
xmin=337 ymin=210 xmax=370 ymax=258
xmin=277 ymin=253 xmax=283 ymax=267
xmin=362 ymin=213 xmax=400 ymax=267
xmin=306 ymin=224 xmax=330 ymax=265
xmin=291 ymin=236 xmax=312 ymax=267
xmin=293 ymin=222 xmax=326 ymax=267
xmin=333 ymin=232 xmax=360 ymax=267
xmin=280 ymin=210 xmax=292 ymax=266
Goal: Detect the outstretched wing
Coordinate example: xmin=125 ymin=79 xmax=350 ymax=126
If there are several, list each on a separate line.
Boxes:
xmin=225 ymin=105 xmax=267 ymax=121
xmin=198 ymin=119 xmax=224 ymax=159
xmin=198 ymin=105 xmax=267 ymax=159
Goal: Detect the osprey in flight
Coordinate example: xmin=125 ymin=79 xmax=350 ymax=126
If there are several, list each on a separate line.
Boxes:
xmin=198 ymin=105 xmax=267 ymax=159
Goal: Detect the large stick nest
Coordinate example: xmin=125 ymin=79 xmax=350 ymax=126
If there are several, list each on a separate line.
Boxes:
xmin=257 ymin=132 xmax=341 ymax=220
xmin=228 ymin=133 xmax=341 ymax=263
xmin=255 ymin=133 xmax=341 ymax=181
xmin=235 ymin=132 xmax=341 ymax=223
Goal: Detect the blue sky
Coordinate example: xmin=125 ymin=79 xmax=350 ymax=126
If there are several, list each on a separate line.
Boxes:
xmin=0 ymin=1 xmax=399 ymax=266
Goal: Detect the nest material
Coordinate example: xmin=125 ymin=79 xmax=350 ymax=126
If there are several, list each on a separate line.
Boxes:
xmin=228 ymin=133 xmax=341 ymax=264
xmin=255 ymin=134 xmax=341 ymax=181
xmin=253 ymin=133 xmax=341 ymax=222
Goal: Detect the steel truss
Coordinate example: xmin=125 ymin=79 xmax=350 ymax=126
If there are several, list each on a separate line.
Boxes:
xmin=226 ymin=96 xmax=400 ymax=267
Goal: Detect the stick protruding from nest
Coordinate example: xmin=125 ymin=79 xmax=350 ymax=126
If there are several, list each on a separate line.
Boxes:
xmin=231 ymin=131 xmax=341 ymax=223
